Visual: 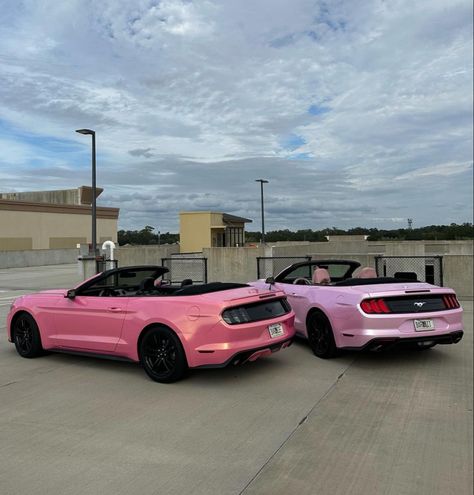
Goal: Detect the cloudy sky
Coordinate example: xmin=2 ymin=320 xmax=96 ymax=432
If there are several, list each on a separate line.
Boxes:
xmin=0 ymin=0 xmax=472 ymax=232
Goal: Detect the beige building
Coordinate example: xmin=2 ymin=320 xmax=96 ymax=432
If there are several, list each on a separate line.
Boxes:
xmin=0 ymin=186 xmax=119 ymax=250
xmin=179 ymin=211 xmax=252 ymax=253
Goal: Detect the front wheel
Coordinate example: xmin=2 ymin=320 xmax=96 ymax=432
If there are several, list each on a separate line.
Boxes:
xmin=13 ymin=313 xmax=45 ymax=358
xmin=307 ymin=311 xmax=338 ymax=358
xmin=139 ymin=327 xmax=188 ymax=383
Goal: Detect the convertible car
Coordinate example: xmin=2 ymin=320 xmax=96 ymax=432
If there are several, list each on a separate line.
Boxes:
xmin=7 ymin=266 xmax=295 ymax=382
xmin=250 ymin=260 xmax=463 ymax=358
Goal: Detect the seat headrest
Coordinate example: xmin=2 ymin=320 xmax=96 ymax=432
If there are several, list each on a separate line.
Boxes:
xmin=312 ymin=268 xmax=331 ymax=285
xmin=139 ymin=277 xmax=156 ymax=291
xmin=356 ymin=267 xmax=377 ymax=279
xmin=181 ymin=278 xmax=193 ymax=287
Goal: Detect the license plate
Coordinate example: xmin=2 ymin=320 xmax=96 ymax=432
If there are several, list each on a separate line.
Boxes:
xmin=268 ymin=322 xmax=284 ymax=338
xmin=414 ymin=319 xmax=435 ymax=331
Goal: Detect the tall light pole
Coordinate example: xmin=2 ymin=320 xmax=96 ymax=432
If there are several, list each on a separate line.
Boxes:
xmin=255 ymin=179 xmax=268 ymax=244
xmin=76 ymin=128 xmax=97 ymax=255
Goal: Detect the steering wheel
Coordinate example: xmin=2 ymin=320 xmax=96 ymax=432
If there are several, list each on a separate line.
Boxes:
xmin=98 ymin=288 xmax=118 ymax=297
xmin=293 ymin=277 xmax=311 ymax=285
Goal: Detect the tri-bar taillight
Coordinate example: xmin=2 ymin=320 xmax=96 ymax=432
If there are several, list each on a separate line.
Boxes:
xmin=360 ymin=294 xmax=460 ymax=314
xmin=443 ymin=294 xmax=460 ymax=309
xmin=360 ymin=298 xmax=391 ymax=314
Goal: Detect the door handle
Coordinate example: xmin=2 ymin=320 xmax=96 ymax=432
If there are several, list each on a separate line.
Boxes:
xmin=290 ymin=293 xmax=303 ymax=298
xmin=107 ymin=307 xmax=123 ymax=312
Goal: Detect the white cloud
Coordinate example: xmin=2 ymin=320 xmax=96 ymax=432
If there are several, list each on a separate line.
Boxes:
xmin=0 ymin=0 xmax=472 ymax=231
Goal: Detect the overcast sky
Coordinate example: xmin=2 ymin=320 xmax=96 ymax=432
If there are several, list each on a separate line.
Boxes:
xmin=0 ymin=0 xmax=472 ymax=232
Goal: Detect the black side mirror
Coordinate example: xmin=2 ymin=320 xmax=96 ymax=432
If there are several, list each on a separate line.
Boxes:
xmin=265 ymin=276 xmax=275 ymax=285
xmin=65 ymin=289 xmax=76 ymax=299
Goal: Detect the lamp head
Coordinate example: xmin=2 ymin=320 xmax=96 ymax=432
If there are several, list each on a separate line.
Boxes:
xmin=76 ymin=129 xmax=95 ymax=135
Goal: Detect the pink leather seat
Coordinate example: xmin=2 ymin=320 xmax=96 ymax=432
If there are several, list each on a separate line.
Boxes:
xmin=312 ymin=268 xmax=331 ymax=285
xmin=356 ymin=267 xmax=377 ymax=278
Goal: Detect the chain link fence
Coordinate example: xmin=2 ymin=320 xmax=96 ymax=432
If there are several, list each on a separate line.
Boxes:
xmin=256 ymin=256 xmax=312 ymax=279
xmin=375 ymin=256 xmax=443 ymax=286
xmin=161 ymin=257 xmax=208 ymax=284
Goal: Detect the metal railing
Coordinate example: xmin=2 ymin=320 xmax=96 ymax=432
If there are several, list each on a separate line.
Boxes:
xmin=374 ymin=256 xmax=443 ymax=286
xmin=161 ymin=257 xmax=208 ymax=284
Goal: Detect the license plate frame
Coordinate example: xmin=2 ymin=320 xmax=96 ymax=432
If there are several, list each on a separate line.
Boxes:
xmin=268 ymin=322 xmax=284 ymax=338
xmin=414 ymin=319 xmax=435 ymax=332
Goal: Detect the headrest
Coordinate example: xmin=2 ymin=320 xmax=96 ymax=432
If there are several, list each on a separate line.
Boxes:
xmin=139 ymin=277 xmax=156 ymax=291
xmin=312 ymin=268 xmax=331 ymax=285
xmin=181 ymin=278 xmax=193 ymax=287
xmin=356 ymin=267 xmax=377 ymax=279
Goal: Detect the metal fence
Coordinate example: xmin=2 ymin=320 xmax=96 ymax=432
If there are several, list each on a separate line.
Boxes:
xmin=374 ymin=256 xmax=443 ymax=286
xmin=96 ymin=259 xmax=118 ymax=273
xmin=256 ymin=256 xmax=312 ymax=279
xmin=161 ymin=257 xmax=208 ymax=284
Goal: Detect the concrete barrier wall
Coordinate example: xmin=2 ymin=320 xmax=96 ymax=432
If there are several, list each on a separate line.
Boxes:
xmin=203 ymin=247 xmax=265 ymax=283
xmin=115 ymin=244 xmax=180 ymax=267
xmin=0 ymin=248 xmax=78 ymax=268
xmin=443 ymin=255 xmax=473 ymax=300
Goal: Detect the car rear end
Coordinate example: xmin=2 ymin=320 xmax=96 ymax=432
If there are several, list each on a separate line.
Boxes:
xmin=186 ymin=289 xmax=295 ymax=368
xmin=337 ymin=285 xmax=463 ymax=350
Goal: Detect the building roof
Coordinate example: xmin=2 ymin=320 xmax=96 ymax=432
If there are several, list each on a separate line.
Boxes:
xmin=0 ymin=186 xmax=103 ymax=205
xmin=222 ymin=213 xmax=252 ymax=224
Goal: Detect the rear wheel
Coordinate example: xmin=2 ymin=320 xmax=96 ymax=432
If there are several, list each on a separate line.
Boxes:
xmin=139 ymin=327 xmax=187 ymax=383
xmin=13 ymin=313 xmax=44 ymax=358
xmin=307 ymin=311 xmax=338 ymax=358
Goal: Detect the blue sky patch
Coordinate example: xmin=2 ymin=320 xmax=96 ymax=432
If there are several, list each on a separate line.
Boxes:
xmin=308 ymin=104 xmax=330 ymax=116
xmin=281 ymin=133 xmax=306 ymax=151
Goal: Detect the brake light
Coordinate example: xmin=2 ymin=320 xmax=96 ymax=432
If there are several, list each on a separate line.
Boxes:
xmin=443 ymin=294 xmax=460 ymax=309
xmin=360 ymin=298 xmax=391 ymax=314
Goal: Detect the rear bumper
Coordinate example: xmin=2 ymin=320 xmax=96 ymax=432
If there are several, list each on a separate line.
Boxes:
xmin=193 ymin=338 xmax=293 ymax=369
xmin=341 ymin=330 xmax=463 ymax=351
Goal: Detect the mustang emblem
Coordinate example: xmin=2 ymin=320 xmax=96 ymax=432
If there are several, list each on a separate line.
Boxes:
xmin=414 ymin=302 xmax=426 ymax=309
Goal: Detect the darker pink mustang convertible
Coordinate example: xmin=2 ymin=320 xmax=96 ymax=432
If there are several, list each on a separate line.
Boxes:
xmin=7 ymin=266 xmax=295 ymax=382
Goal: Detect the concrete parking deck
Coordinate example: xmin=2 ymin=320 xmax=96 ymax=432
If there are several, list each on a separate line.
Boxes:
xmin=0 ymin=264 xmax=472 ymax=495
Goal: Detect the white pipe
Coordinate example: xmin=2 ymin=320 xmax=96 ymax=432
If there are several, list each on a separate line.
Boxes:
xmin=101 ymin=240 xmax=116 ymax=260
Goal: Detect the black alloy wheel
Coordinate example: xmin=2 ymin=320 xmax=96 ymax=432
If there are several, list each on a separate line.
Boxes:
xmin=139 ymin=327 xmax=187 ymax=383
xmin=13 ymin=313 xmax=44 ymax=358
xmin=307 ymin=311 xmax=338 ymax=358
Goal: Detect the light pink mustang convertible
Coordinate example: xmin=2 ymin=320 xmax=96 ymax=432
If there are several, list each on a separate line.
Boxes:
xmin=7 ymin=266 xmax=295 ymax=382
xmin=250 ymin=260 xmax=463 ymax=358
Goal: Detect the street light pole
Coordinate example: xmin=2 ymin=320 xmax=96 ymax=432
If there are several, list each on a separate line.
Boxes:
xmin=76 ymin=128 xmax=97 ymax=255
xmin=255 ymin=179 xmax=269 ymax=245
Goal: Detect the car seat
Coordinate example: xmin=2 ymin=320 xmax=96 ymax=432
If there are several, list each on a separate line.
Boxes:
xmin=312 ymin=268 xmax=331 ymax=285
xmin=355 ymin=267 xmax=377 ymax=278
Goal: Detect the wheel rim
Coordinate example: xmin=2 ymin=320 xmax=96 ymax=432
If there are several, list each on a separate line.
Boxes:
xmin=15 ymin=317 xmax=33 ymax=354
xmin=309 ymin=317 xmax=330 ymax=354
xmin=142 ymin=333 xmax=177 ymax=377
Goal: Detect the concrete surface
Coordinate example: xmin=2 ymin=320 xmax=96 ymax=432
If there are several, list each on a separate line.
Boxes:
xmin=0 ymin=264 xmax=472 ymax=495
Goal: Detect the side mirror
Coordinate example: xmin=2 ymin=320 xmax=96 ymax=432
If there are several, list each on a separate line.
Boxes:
xmin=265 ymin=276 xmax=275 ymax=285
xmin=65 ymin=289 xmax=76 ymax=299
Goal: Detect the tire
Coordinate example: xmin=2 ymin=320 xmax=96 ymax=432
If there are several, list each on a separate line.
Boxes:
xmin=139 ymin=326 xmax=188 ymax=383
xmin=306 ymin=311 xmax=338 ymax=359
xmin=13 ymin=313 xmax=44 ymax=358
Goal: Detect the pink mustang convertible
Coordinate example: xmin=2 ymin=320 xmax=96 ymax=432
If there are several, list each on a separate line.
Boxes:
xmin=7 ymin=266 xmax=295 ymax=382
xmin=250 ymin=260 xmax=463 ymax=358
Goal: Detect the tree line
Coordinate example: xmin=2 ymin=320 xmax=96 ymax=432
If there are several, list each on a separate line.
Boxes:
xmin=118 ymin=223 xmax=473 ymax=245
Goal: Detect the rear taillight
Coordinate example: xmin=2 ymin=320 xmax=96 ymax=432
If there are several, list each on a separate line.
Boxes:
xmin=443 ymin=294 xmax=460 ymax=309
xmin=360 ymin=298 xmax=391 ymax=314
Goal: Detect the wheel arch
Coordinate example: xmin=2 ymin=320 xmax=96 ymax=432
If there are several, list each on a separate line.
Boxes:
xmin=305 ymin=306 xmax=340 ymax=345
xmin=137 ymin=322 xmax=188 ymax=364
xmin=10 ymin=310 xmax=36 ymax=339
